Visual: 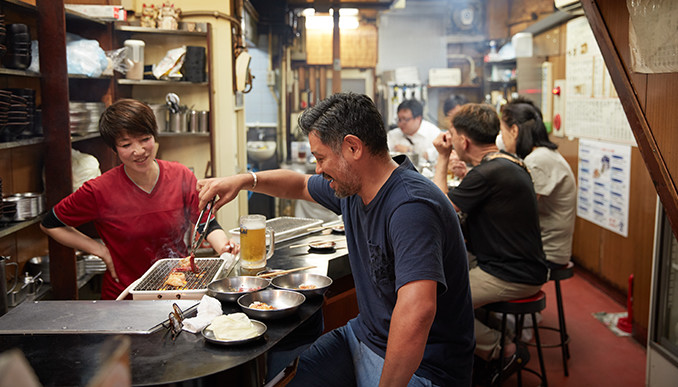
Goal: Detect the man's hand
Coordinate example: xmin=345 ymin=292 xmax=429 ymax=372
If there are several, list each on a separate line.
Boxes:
xmin=394 ymin=144 xmax=412 ymax=154
xmin=448 ymin=150 xmax=468 ymax=179
xmin=197 ymin=175 xmax=250 ymax=211
xmin=433 ymin=132 xmax=453 ymax=157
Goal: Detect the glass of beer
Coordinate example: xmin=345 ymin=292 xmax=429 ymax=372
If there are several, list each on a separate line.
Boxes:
xmin=239 ymin=214 xmax=275 ymax=269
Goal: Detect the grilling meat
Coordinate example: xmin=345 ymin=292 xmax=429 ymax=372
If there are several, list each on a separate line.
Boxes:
xmin=165 ymin=272 xmax=187 ymax=288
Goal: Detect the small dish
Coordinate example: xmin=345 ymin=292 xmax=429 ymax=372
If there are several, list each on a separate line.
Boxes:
xmin=238 ymin=289 xmax=305 ymax=320
xmin=331 ymin=224 xmax=345 ymax=234
xmin=202 ymin=319 xmax=266 ymax=346
xmin=308 ymin=240 xmax=336 ymax=253
xmin=271 ymin=273 xmax=333 ymax=297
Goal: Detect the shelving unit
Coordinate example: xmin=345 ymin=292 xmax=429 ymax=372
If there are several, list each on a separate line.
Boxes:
xmin=112 ymin=23 xmax=215 ymax=178
xmin=483 ymin=59 xmax=517 ymax=103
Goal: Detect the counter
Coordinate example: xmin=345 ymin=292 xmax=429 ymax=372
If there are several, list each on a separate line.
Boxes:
xmin=0 ymin=231 xmax=351 ymax=386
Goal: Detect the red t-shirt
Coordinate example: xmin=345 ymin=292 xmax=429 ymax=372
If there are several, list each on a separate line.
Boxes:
xmin=54 ymin=160 xmax=201 ymax=299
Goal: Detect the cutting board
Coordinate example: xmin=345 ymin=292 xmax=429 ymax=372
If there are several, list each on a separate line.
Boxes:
xmin=0 ymin=300 xmax=198 ymax=334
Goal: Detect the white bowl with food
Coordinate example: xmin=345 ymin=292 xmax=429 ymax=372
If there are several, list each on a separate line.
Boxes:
xmin=237 ymin=289 xmax=305 ymax=320
xmin=202 ymin=312 xmax=267 ymax=345
xmin=207 ymin=276 xmax=271 ymax=302
xmin=271 ymin=273 xmax=333 ymax=297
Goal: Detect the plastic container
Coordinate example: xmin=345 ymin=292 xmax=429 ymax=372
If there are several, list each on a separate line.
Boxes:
xmin=124 ymin=39 xmax=145 ymax=80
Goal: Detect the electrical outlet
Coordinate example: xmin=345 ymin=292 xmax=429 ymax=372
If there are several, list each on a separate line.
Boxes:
xmin=267 ymin=70 xmax=276 ymax=86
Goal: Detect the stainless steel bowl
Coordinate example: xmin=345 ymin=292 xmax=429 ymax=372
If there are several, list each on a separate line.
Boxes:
xmin=271 ymin=273 xmax=332 ymax=297
xmin=207 ymin=276 xmax=270 ymax=302
xmin=237 ymin=289 xmax=305 ymax=320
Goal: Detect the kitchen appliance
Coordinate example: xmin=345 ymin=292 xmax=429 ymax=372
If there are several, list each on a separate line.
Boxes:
xmin=124 ymin=39 xmax=145 ymax=80
xmin=1 ymin=256 xmax=18 ymax=316
xmin=128 ymin=257 xmax=227 ymax=300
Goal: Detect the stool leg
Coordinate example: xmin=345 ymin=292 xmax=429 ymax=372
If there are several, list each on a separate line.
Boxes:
xmin=531 ymin=312 xmax=548 ymax=387
xmin=496 ymin=312 xmax=507 ymax=387
xmin=555 ymin=280 xmax=570 ymax=376
xmin=516 ymin=313 xmax=524 ymax=387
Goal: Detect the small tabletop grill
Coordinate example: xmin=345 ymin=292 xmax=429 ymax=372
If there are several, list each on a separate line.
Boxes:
xmin=129 ymin=258 xmax=225 ymax=300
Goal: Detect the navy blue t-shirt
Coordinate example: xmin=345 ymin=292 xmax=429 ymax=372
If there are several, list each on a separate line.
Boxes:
xmin=307 ymin=156 xmax=475 ymax=386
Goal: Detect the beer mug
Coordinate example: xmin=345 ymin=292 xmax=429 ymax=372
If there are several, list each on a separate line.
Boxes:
xmin=239 ymin=214 xmax=275 ymax=269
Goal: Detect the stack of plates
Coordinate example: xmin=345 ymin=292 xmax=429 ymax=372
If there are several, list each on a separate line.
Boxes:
xmin=69 ymin=102 xmax=105 ymax=135
xmin=6 ymin=88 xmax=36 ymax=136
xmin=4 ymin=94 xmax=28 ymax=141
xmin=0 ymin=13 xmax=6 ymax=60
xmin=83 ymin=255 xmax=106 ymax=274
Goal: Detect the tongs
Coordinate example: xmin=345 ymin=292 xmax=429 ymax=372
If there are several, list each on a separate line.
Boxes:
xmin=188 ymin=197 xmax=216 ymax=273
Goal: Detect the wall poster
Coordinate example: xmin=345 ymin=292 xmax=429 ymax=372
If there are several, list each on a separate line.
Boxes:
xmin=565 ymin=17 xmax=636 ymax=145
xmin=577 ymin=138 xmax=631 ymax=237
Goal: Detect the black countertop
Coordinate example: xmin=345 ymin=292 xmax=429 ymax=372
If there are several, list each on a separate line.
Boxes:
xmin=0 ymin=231 xmax=350 ymax=386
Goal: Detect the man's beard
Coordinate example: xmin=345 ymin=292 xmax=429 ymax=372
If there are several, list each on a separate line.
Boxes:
xmin=326 ymin=158 xmax=360 ymax=199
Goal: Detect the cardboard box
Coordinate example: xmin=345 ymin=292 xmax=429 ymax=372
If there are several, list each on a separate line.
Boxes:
xmin=428 ymin=68 xmax=462 ymax=86
xmin=65 ymin=5 xmax=127 ymax=21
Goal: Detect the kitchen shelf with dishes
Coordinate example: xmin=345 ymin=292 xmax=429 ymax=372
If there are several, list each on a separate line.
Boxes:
xmin=0 ymin=215 xmax=43 ymax=239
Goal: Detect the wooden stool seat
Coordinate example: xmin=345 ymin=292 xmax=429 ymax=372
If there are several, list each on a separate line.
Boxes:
xmin=483 ymin=290 xmax=548 ymax=387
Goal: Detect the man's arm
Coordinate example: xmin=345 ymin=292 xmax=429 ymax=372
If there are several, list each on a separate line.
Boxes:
xmin=197 ymin=169 xmax=315 ymax=211
xmin=379 ymin=279 xmax=437 ymax=387
xmin=432 ymin=132 xmax=452 ymax=194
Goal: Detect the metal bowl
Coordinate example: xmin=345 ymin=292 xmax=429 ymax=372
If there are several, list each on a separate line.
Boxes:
xmin=237 ymin=289 xmax=305 ymax=320
xmin=271 ymin=273 xmax=333 ymax=297
xmin=207 ymin=276 xmax=271 ymax=302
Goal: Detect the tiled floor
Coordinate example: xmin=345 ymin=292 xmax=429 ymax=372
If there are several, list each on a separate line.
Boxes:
xmin=502 ymin=268 xmax=647 ymax=386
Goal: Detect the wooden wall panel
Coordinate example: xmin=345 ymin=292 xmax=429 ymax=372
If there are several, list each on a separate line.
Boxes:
xmin=305 ymin=24 xmax=377 ymax=68
xmin=486 ymin=0 xmax=509 ymax=40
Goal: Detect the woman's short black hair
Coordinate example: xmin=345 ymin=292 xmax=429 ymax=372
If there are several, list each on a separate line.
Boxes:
xmin=501 ymin=97 xmax=556 ymax=159
xmin=99 ymin=99 xmax=158 ymax=151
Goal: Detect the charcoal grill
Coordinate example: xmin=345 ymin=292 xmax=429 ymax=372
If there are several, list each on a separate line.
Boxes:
xmin=129 ymin=258 xmax=226 ymax=300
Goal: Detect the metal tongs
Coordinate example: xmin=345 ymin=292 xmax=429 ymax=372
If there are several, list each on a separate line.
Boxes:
xmin=188 ymin=197 xmax=216 ymax=273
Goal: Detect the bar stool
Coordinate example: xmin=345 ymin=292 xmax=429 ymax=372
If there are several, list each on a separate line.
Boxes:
xmin=483 ymin=291 xmax=547 ymax=387
xmin=542 ymin=261 xmax=574 ymax=376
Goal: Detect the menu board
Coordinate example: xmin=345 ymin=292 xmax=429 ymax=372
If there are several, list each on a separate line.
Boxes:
xmin=577 ymin=138 xmax=631 ymax=237
xmin=564 ymin=17 xmax=636 ymax=145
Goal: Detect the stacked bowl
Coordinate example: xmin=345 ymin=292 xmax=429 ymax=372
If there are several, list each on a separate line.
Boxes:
xmin=0 ymin=13 xmax=6 ymax=60
xmin=3 ymin=24 xmax=31 ymax=70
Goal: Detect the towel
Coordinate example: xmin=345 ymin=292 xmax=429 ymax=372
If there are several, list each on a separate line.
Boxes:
xmin=182 ymin=295 xmax=223 ymax=333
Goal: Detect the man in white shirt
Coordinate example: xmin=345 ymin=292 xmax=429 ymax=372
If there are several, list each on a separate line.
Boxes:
xmin=387 ymin=99 xmax=442 ymax=166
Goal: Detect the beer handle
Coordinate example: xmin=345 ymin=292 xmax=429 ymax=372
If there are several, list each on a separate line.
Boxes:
xmin=266 ymin=228 xmax=275 ymax=260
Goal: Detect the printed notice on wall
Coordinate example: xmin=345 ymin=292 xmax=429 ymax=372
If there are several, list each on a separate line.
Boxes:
xmin=627 ymin=0 xmax=678 ymax=73
xmin=564 ymin=17 xmax=636 ymax=145
xmin=577 ymin=138 xmax=631 ymax=237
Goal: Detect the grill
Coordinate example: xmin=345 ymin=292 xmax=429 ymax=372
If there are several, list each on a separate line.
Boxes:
xmin=229 ymin=216 xmax=323 ymax=244
xmin=129 ymin=258 xmax=225 ymax=300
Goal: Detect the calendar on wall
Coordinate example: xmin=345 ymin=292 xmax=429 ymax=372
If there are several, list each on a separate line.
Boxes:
xmin=564 ymin=17 xmax=636 ymax=145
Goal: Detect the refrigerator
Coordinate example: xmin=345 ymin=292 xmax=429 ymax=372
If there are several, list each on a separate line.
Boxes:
xmin=647 ymin=200 xmax=678 ymax=386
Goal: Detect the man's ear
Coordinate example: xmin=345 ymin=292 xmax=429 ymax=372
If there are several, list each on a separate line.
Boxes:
xmin=343 ymin=135 xmax=363 ymax=159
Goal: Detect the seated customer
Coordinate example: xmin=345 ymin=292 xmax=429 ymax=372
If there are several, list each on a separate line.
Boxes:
xmin=387 ymin=99 xmax=442 ymax=166
xmin=434 ymin=103 xmax=549 ymax=382
xmin=500 ymin=97 xmax=576 ymax=266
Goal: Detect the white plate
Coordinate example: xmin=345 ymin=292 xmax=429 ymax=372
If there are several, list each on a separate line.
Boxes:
xmin=202 ymin=320 xmax=267 ymax=346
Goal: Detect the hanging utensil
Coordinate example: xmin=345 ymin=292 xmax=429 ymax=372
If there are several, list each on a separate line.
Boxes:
xmin=188 ymin=197 xmax=216 ymax=273
xmin=165 ymin=92 xmax=181 ymax=114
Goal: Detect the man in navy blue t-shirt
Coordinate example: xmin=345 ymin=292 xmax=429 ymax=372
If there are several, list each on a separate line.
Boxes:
xmin=198 ymin=93 xmax=474 ymax=386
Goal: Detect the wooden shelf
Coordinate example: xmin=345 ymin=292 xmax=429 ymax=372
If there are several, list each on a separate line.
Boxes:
xmin=117 ymin=79 xmax=208 ymax=86
xmin=115 ymin=25 xmax=208 ymax=37
xmin=0 ymin=67 xmax=40 ymax=78
xmin=68 ymin=74 xmax=113 ymax=80
xmin=428 ymin=84 xmax=481 ymax=89
xmin=71 ymin=133 xmax=100 ymax=142
xmin=158 ymin=132 xmax=210 ymax=137
xmin=0 ymin=137 xmax=44 ymax=149
xmin=0 ymin=216 xmax=44 ymax=239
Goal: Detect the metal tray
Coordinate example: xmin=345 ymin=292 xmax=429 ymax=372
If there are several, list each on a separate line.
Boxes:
xmin=202 ymin=320 xmax=267 ymax=346
xmin=229 ymin=216 xmax=323 ymax=244
xmin=129 ymin=258 xmax=225 ymax=300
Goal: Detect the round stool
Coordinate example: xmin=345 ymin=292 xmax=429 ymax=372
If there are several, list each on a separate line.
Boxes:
xmin=483 ymin=291 xmax=548 ymax=387
xmin=544 ymin=261 xmax=574 ymax=376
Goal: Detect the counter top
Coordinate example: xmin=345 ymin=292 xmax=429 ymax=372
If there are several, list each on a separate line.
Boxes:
xmin=0 ymin=229 xmax=350 ymax=386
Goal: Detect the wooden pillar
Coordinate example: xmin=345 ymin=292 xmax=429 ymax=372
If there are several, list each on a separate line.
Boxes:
xmin=319 ymin=66 xmax=327 ymax=100
xmin=37 ymin=0 xmax=78 ymax=300
xmin=309 ymin=66 xmax=317 ymax=106
xmin=332 ymin=8 xmax=341 ymax=93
